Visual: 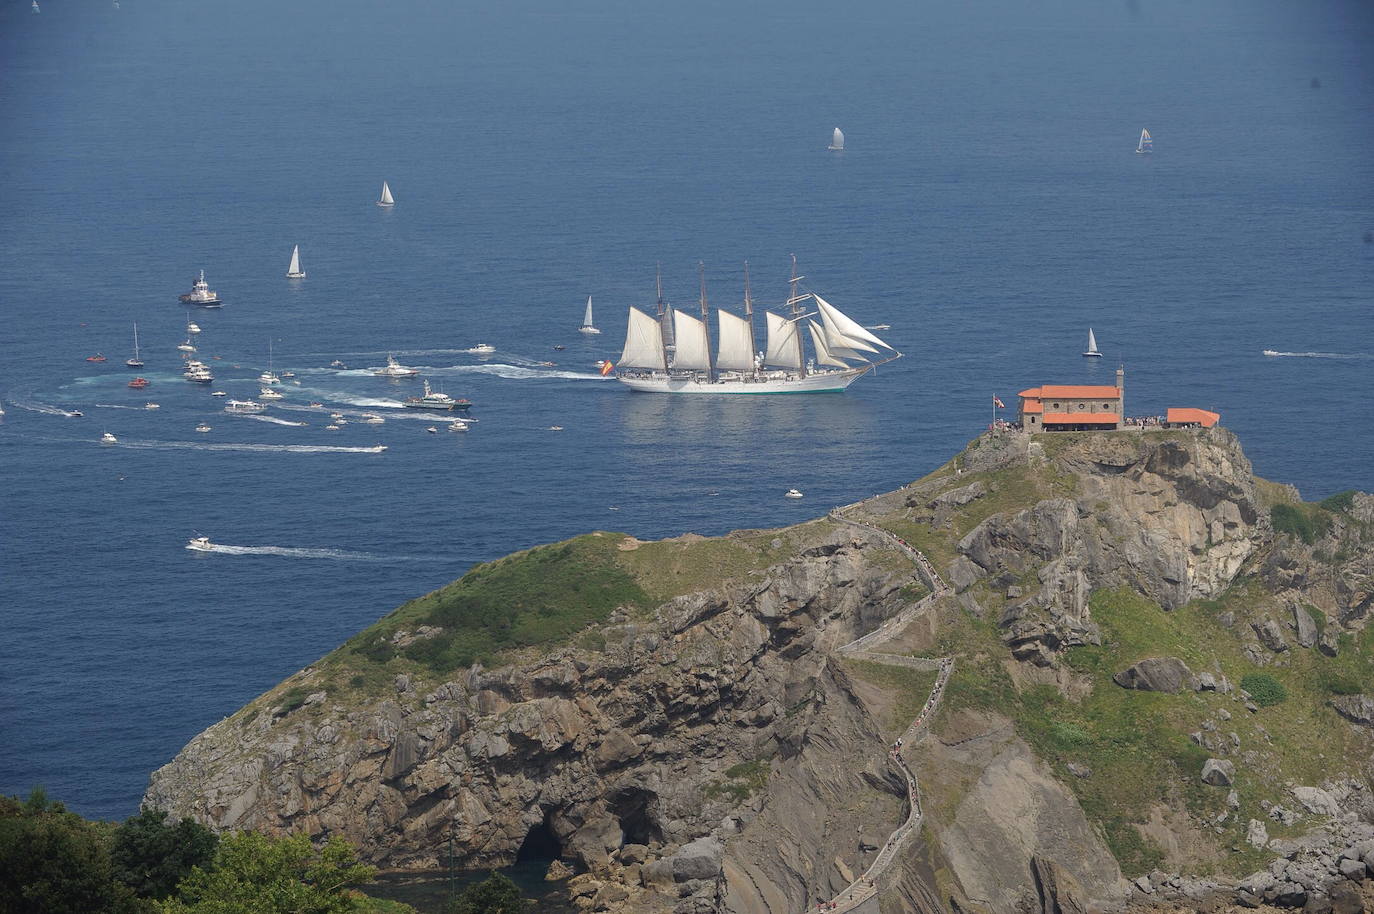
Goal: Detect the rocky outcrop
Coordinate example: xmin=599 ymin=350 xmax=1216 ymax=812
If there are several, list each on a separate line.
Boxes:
xmin=1112 ymin=657 xmax=1192 ymax=693
xmin=1332 ymin=695 xmax=1374 ymax=728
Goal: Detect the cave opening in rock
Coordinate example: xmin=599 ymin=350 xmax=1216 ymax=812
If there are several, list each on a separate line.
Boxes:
xmin=516 ymin=814 xmax=562 ymax=863
xmin=610 ymin=787 xmax=663 ymax=847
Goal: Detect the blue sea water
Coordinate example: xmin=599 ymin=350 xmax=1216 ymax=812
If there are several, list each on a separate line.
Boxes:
xmin=1 ymin=0 xmax=1372 ymax=821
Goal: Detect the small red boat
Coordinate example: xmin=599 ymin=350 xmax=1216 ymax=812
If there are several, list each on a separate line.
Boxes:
xmin=86 ymin=354 xmax=107 ymax=362
xmin=128 ymin=377 xmax=150 ymax=389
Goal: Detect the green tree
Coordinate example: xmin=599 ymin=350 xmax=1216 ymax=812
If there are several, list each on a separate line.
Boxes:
xmin=162 ymin=832 xmax=377 ymax=914
xmin=447 ymin=872 xmax=528 ymax=914
xmin=0 ymin=788 xmax=145 ymax=914
xmin=112 ymin=807 xmax=218 ymax=899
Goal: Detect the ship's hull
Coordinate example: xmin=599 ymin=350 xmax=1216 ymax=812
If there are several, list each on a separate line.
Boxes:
xmin=616 ymin=367 xmax=870 ymax=394
xmin=179 ymin=295 xmax=223 ymax=307
xmin=402 ymin=401 xmax=471 ymax=411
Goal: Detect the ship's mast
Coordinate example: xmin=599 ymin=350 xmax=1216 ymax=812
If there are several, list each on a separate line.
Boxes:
xmin=742 ymin=261 xmax=758 ymax=375
xmin=655 ymin=261 xmax=674 ymax=353
xmin=786 ymin=253 xmax=807 ymax=377
xmin=699 ymin=261 xmax=715 ymax=381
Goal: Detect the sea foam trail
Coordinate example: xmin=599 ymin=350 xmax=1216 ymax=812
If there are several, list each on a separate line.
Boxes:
xmin=1262 ymin=350 xmax=1374 ymax=360
xmin=112 ymin=439 xmax=386 ymax=454
xmin=426 ymin=363 xmax=604 ymax=381
xmin=8 ymin=397 xmax=83 ymax=417
xmin=194 ymin=544 xmax=390 ymax=561
xmin=235 ymin=414 xmax=309 ymax=427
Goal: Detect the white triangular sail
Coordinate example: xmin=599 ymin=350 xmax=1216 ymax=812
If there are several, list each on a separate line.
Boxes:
xmin=1086 ymin=328 xmax=1100 ymax=353
xmin=671 ymin=311 xmax=712 ymax=371
xmin=618 ymin=307 xmax=666 ymax=370
xmin=829 ymin=127 xmax=844 ymax=150
xmin=812 ymin=294 xmax=892 ymax=351
xmin=582 ymin=296 xmax=594 ymax=329
xmin=808 ymin=320 xmax=852 ymax=368
xmin=715 ymin=309 xmax=754 ymax=371
xmin=764 ymin=311 xmax=803 ymax=370
xmin=286 ymin=244 xmax=304 ymax=278
xmin=378 ymin=181 xmax=394 ymax=206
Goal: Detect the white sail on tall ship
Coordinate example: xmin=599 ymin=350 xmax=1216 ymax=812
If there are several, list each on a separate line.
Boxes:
xmin=377 ymin=181 xmax=395 ymax=207
xmin=286 ymin=244 xmax=306 ymax=278
xmin=614 ymin=257 xmax=900 ymax=394
xmin=828 ymin=127 xmax=845 ymax=151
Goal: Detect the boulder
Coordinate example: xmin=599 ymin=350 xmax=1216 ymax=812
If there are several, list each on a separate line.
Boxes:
xmin=1294 ymin=606 xmax=1319 ymax=648
xmin=1293 ymin=786 xmax=1343 ymax=817
xmin=1202 ymin=758 xmax=1236 ymax=787
xmin=1113 ymin=657 xmax=1193 ymax=693
xmin=1254 ymin=618 xmax=1290 ymax=653
xmin=1320 ymin=625 xmax=1342 ymax=658
xmin=1332 ymin=695 xmax=1374 ymax=728
xmin=667 ymin=837 xmax=722 ymax=883
xmin=1195 ymin=672 xmax=1219 ymax=691
xmin=1248 ymin=819 xmax=1270 ymax=848
xmin=546 ymin=859 xmax=575 ymax=881
xmin=618 ymin=843 xmax=649 ymax=865
xmin=1338 ymin=858 xmax=1367 ymax=881
xmin=1331 ymin=879 xmax=1365 ymax=914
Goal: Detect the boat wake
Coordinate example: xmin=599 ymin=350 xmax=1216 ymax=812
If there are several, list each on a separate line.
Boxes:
xmin=8 ymin=397 xmax=83 ymax=417
xmin=235 ymin=414 xmax=309 ymax=427
xmin=94 ymin=404 xmax=147 ymax=411
xmin=112 ymin=439 xmax=386 ymax=454
xmin=1262 ymin=350 xmax=1373 ymax=360
xmin=194 ymin=543 xmax=393 ymax=561
xmin=428 ymin=363 xmax=603 ymax=381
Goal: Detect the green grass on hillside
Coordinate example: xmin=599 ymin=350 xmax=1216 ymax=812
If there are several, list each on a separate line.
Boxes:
xmin=843 ymin=660 xmax=940 ymax=741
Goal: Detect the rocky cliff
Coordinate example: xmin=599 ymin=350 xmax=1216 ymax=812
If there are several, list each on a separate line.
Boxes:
xmin=147 ymin=428 xmax=1374 ymax=914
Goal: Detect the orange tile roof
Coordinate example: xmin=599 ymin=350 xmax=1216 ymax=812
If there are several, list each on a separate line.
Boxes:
xmin=1041 ymin=412 xmax=1120 ymax=425
xmin=1019 ymin=387 xmax=1043 ymax=398
xmin=1038 ymin=385 xmax=1121 ymax=399
xmin=1167 ymin=407 xmax=1220 ymax=427
xmin=1021 ymin=400 xmax=1043 ymax=414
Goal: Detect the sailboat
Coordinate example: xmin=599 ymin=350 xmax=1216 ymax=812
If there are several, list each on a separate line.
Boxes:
xmin=1083 ymin=328 xmax=1103 ymax=358
xmin=377 ymin=181 xmax=395 ymax=207
xmin=259 ymin=340 xmax=280 ymax=385
xmin=828 ymin=127 xmax=845 ymax=151
xmin=286 ymin=244 xmax=306 ymax=279
xmin=614 ymin=256 xmax=901 ymax=394
xmin=579 ymin=296 xmax=600 ymax=335
xmin=1136 ymin=129 xmax=1152 ymax=155
xmin=126 ymin=323 xmax=144 ymax=369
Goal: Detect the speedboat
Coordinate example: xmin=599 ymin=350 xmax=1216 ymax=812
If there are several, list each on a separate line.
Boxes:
xmin=86 ymin=354 xmax=107 ymax=362
xmin=360 ymin=414 xmax=385 ymax=424
xmin=259 ymin=371 xmax=280 ymax=385
xmin=548 ymin=425 xmax=564 ymax=431
xmin=325 ymin=424 xmax=340 ymax=430
xmin=403 ymin=379 xmax=470 ymax=411
xmin=553 ymin=345 xmax=566 ymax=351
xmin=177 ymin=340 xmax=197 ymax=353
xmin=187 ymin=322 xmax=201 ymax=334
xmin=784 ymin=489 xmax=804 ymax=499
xmin=128 ymin=377 xmax=150 ymax=389
xmin=308 ymin=401 xmax=324 ymax=408
xmin=471 ymin=343 xmax=496 ymax=354
xmin=179 ymin=270 xmax=223 ymax=307
xmin=281 ymin=371 xmax=295 ymax=379
xmin=195 ymin=424 xmax=212 ymax=433
xmin=70 ymin=410 xmax=83 ymax=417
xmin=426 ymin=426 xmax=438 ymax=433
xmin=448 ymin=419 xmax=469 ymax=431
xmin=373 ymin=354 xmax=419 ymax=377
xmin=224 ymin=399 xmax=265 ymax=414
xmin=186 ymin=536 xmax=214 ymax=552
xmin=258 ymin=387 xmax=284 ymax=401
xmin=538 ymin=361 xmax=557 ymax=367
xmin=329 ymin=412 xmax=344 ymax=420
xmin=211 ymin=390 xmax=228 ymax=397
xmin=329 ymin=360 xmax=348 ymax=369
xmin=1262 ymin=350 xmax=1280 ymax=357
xmin=100 ymin=432 xmax=118 ymax=444
xmin=144 ymin=402 xmax=159 ymax=410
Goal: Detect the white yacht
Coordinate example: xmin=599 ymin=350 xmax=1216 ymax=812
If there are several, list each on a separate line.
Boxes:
xmin=325 ymin=424 xmax=341 ymax=430
xmin=195 ymin=424 xmax=212 ymax=433
xmin=183 ymin=361 xmax=214 ymax=383
xmin=360 ymin=413 xmax=385 ymax=424
xmin=286 ymin=244 xmax=306 ymax=279
xmin=224 ymin=399 xmax=266 ymax=414
xmin=144 ymin=402 xmax=160 ymax=410
xmin=177 ymin=340 xmax=197 ymax=353
xmin=258 ymin=387 xmax=284 ymax=401
xmin=785 ymin=489 xmax=804 ymax=499
xmin=187 ymin=321 xmax=202 ymax=334
xmin=186 ymin=536 xmax=214 ymax=552
xmin=100 ymin=432 xmax=118 ymax=444
xmin=471 ymin=343 xmax=496 ymax=354
xmin=179 ymin=270 xmax=223 ymax=306
xmin=377 ymin=181 xmax=395 ymax=207
xmin=579 ymin=296 xmax=601 ymax=334
xmin=403 ymin=379 xmax=469 ymax=411
xmin=448 ymin=419 xmax=469 ymax=431
xmin=210 ymin=390 xmax=227 ymax=397
xmin=373 ymin=353 xmax=419 ymax=377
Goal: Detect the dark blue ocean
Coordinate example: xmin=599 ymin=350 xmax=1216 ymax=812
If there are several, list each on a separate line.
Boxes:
xmin=2 ymin=0 xmax=1372 ymax=821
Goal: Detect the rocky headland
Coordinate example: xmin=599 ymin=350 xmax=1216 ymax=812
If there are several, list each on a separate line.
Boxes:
xmin=147 ymin=428 xmax=1374 ymax=914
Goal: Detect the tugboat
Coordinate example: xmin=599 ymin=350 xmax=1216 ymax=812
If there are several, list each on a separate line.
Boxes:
xmin=403 ymin=379 xmax=470 ymax=411
xmin=178 ymin=270 xmax=223 ymax=307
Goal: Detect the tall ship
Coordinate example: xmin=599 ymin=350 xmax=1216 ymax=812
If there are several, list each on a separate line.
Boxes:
xmin=613 ymin=257 xmax=900 ymax=394
xmin=179 ymin=270 xmax=223 ymax=306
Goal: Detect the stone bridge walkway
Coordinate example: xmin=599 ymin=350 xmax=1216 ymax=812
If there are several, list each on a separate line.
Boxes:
xmin=810 ymin=507 xmax=955 ymax=914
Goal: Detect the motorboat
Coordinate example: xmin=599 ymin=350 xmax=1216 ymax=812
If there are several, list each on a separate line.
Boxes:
xmin=426 ymin=426 xmax=438 ymax=433
xmin=448 ymin=419 xmax=469 ymax=431
xmin=211 ymin=390 xmax=228 ymax=397
xmin=187 ymin=322 xmax=201 ymax=334
xmin=403 ymin=379 xmax=470 ymax=411
xmin=785 ymin=489 xmax=804 ymax=499
xmin=539 ymin=361 xmax=557 ymax=367
xmin=183 ymin=361 xmax=214 ymax=383
xmin=373 ymin=354 xmax=419 ymax=377
xmin=186 ymin=536 xmax=214 ymax=552
xmin=128 ymin=377 xmax=150 ymax=389
xmin=144 ymin=402 xmax=159 ymax=410
xmin=195 ymin=424 xmax=212 ymax=433
xmin=548 ymin=425 xmax=564 ymax=431
xmin=360 ymin=414 xmax=385 ymax=424
xmin=259 ymin=387 xmax=284 ymax=401
xmin=329 ymin=360 xmax=348 ymax=369
xmin=308 ymin=401 xmax=324 ymax=408
xmin=325 ymin=424 xmax=340 ymax=430
xmin=86 ymin=354 xmax=107 ymax=362
xmin=329 ymin=412 xmax=345 ymax=420
xmin=281 ymin=371 xmax=295 ymax=379
xmin=177 ymin=341 xmax=197 ymax=353
xmin=179 ymin=270 xmax=223 ymax=306
xmin=70 ymin=410 xmax=83 ymax=417
xmin=471 ymin=343 xmax=496 ymax=354
xmin=224 ymin=399 xmax=265 ymax=414
xmin=1262 ymin=350 xmax=1280 ymax=357
xmin=553 ymin=345 xmax=566 ymax=351
xmin=100 ymin=432 xmax=118 ymax=444
xmin=334 ymin=418 xmax=348 ymax=426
